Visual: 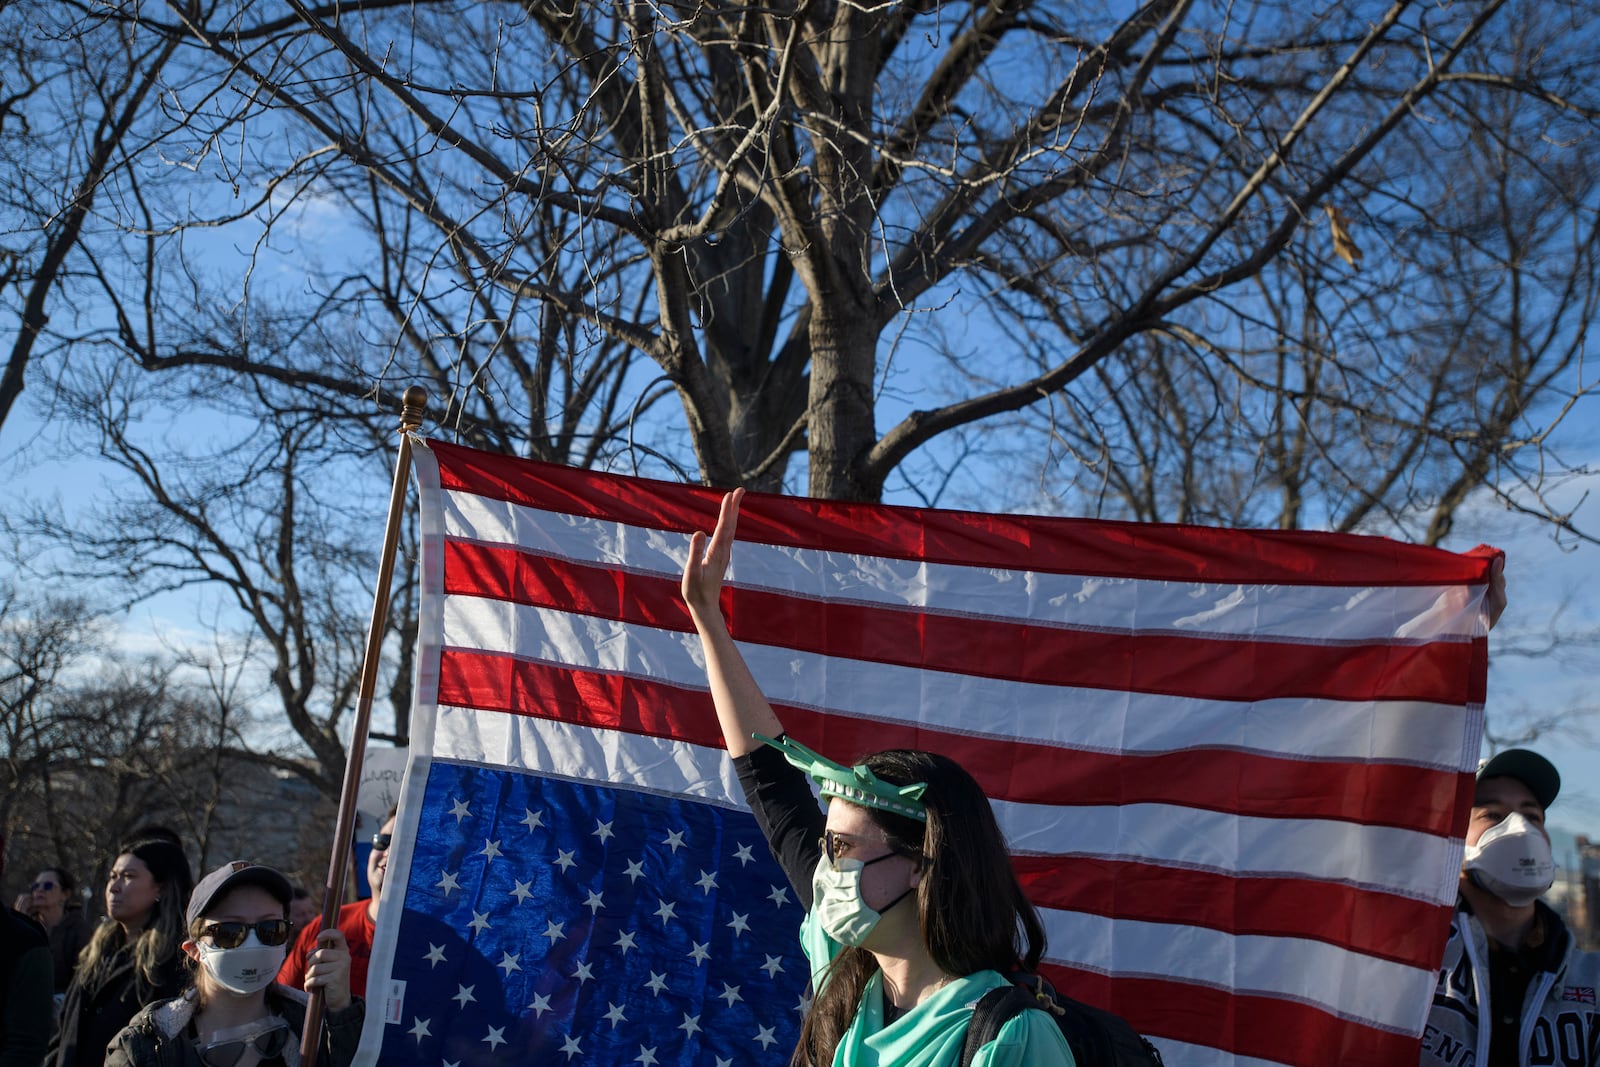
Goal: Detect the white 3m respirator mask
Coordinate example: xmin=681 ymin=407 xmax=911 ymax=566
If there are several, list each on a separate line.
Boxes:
xmin=1463 ymin=812 xmax=1555 ymax=907
xmin=194 ymin=931 xmax=287 ymax=996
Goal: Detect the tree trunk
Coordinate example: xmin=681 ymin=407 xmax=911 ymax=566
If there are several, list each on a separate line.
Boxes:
xmin=806 ymin=298 xmax=879 ymax=500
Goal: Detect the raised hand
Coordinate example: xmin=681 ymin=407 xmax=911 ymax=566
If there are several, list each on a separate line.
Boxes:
xmin=682 ymin=488 xmax=744 ymax=621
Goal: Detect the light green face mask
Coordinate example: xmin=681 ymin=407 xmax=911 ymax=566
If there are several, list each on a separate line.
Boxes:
xmin=812 ymin=855 xmax=913 ymax=947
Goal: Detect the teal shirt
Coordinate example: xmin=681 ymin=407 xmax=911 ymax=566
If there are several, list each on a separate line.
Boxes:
xmin=801 ymin=912 xmax=1077 ymax=1067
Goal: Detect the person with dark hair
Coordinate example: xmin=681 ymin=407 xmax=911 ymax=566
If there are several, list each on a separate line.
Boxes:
xmin=682 ymin=491 xmax=1074 ymax=1067
xmin=286 ymin=889 xmax=317 ymax=936
xmin=22 ymin=868 xmax=92 ymax=995
xmin=276 ymin=807 xmax=397 ymax=999
xmin=52 ymin=836 xmax=194 ymax=1067
xmin=1423 ymin=748 xmax=1600 ymax=1067
xmin=104 ymin=861 xmax=361 ymax=1067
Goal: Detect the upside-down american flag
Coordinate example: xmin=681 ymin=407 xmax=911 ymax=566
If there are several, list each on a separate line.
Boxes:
xmin=354 ymin=438 xmax=1495 ymax=1067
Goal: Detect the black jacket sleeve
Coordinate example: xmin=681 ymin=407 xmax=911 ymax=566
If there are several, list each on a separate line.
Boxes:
xmin=733 ymin=741 xmax=825 ymax=910
xmin=1 ymin=944 xmax=54 ymax=1067
xmin=323 ymin=998 xmax=366 ymax=1067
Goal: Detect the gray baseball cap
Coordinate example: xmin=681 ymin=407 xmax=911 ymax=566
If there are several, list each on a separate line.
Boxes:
xmin=1477 ymin=748 xmax=1560 ymax=811
xmin=187 ymin=861 xmax=293 ymax=927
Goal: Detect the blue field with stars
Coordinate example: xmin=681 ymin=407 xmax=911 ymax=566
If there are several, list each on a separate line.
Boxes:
xmin=377 ymin=759 xmax=811 ymax=1065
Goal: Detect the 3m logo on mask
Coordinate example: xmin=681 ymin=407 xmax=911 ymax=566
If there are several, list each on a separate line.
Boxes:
xmin=1463 ymin=813 xmax=1555 ymax=908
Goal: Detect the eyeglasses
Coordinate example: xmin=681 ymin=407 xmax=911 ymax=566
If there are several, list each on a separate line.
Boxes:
xmin=371 ymin=832 xmax=392 ymax=852
xmin=195 ymin=1022 xmax=290 ymax=1067
xmin=197 ymin=919 xmax=292 ymax=949
xmin=29 ymin=880 xmax=57 ymax=892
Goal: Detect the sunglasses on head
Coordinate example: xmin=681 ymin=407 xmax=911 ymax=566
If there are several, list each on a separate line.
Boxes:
xmin=195 ymin=1022 xmax=290 ymax=1067
xmin=29 ymin=880 xmax=57 ymax=892
xmin=371 ymin=832 xmax=392 ymax=852
xmin=197 ymin=919 xmax=292 ymax=949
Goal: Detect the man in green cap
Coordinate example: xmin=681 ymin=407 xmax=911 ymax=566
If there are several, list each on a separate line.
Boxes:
xmin=1422 ymin=748 xmax=1600 ymax=1066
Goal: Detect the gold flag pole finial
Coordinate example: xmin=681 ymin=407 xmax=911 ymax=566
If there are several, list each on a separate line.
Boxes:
xmin=299 ymin=387 xmax=428 ymax=1067
xmin=400 ymin=385 xmax=427 ymax=434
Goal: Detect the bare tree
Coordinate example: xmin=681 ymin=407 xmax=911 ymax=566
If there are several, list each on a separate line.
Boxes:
xmin=3 ymin=0 xmax=1590 ymax=514
xmin=3 ymin=0 xmax=1598 ymax=808
xmin=0 ymin=589 xmax=326 ymax=903
xmin=15 ymin=363 xmax=398 ymax=794
xmin=0 ymin=1 xmax=181 ymax=430
xmin=0 ymin=588 xmax=101 ymax=841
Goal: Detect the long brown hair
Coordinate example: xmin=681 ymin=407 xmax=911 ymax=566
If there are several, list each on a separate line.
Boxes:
xmin=75 ymin=835 xmax=194 ymax=994
xmin=792 ymin=749 xmax=1046 ymax=1066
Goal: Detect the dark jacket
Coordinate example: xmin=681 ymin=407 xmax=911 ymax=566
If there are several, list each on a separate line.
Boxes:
xmin=2 ymin=908 xmax=53 ymax=1067
xmin=52 ymin=946 xmax=185 ymax=1067
xmin=103 ymin=986 xmax=363 ymax=1067
xmin=45 ymin=910 xmax=93 ymax=995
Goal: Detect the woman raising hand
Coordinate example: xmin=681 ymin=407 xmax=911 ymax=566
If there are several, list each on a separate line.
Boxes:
xmin=682 ymin=489 xmax=1074 ymax=1067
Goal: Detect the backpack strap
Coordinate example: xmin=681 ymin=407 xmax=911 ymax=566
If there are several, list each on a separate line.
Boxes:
xmin=959 ymin=984 xmax=1039 ymax=1067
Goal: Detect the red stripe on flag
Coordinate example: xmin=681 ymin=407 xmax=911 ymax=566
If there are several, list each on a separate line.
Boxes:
xmin=1038 ymin=963 xmax=1423 ymax=1066
xmin=442 ymin=539 xmax=1487 ymax=705
xmin=428 ymin=440 xmax=1496 ymax=587
xmin=1014 ymin=856 xmax=1454 ymax=973
xmin=435 ymin=648 xmax=1465 ymax=837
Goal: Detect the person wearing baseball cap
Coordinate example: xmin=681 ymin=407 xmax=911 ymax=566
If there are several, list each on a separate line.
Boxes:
xmin=1422 ymin=749 xmax=1600 ymax=1067
xmin=103 ymin=861 xmax=364 ymax=1067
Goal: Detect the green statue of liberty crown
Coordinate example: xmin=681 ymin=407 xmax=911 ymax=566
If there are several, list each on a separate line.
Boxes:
xmin=756 ymin=733 xmax=928 ymax=822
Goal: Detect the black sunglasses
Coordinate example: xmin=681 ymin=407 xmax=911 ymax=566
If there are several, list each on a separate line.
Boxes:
xmin=371 ymin=832 xmax=392 ymax=852
xmin=197 ymin=919 xmax=292 ymax=949
xmin=29 ymin=880 xmax=57 ymax=892
xmin=196 ymin=1023 xmax=290 ymax=1067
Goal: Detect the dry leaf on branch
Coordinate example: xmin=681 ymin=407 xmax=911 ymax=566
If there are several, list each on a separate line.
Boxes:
xmin=1324 ymin=205 xmax=1363 ymax=270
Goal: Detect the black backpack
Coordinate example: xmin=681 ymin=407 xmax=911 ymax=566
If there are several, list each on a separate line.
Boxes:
xmin=958 ymin=972 xmax=1165 ymax=1067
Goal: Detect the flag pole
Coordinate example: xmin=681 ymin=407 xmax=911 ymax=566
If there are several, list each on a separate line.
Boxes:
xmin=299 ymin=386 xmax=427 ymax=1067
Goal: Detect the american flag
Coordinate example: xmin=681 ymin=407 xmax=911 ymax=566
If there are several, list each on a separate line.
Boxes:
xmin=355 ymin=439 xmax=1494 ymax=1067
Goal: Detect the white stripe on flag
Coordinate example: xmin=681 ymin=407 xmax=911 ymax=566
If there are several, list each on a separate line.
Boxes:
xmin=442 ymin=490 xmax=1485 ymax=642
xmin=991 ymin=797 xmax=1456 ymax=905
xmin=435 ymin=705 xmax=748 ymax=809
xmin=439 ymin=595 xmax=1474 ymax=769
xmin=1037 ymin=909 xmax=1436 ymax=1034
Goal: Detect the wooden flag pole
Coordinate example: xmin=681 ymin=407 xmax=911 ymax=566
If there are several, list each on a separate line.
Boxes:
xmin=299 ymin=386 xmax=427 ymax=1067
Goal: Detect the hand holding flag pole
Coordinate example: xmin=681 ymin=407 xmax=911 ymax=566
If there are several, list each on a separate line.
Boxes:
xmin=299 ymin=386 xmax=428 ymax=1067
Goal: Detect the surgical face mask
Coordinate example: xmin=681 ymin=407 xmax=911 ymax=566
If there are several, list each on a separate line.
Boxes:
xmin=812 ymin=854 xmax=913 ymax=947
xmin=194 ymin=930 xmax=288 ymax=996
xmin=1463 ymin=811 xmax=1555 ymax=907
